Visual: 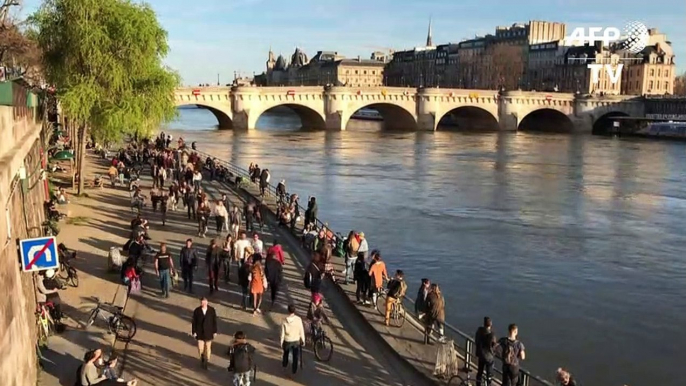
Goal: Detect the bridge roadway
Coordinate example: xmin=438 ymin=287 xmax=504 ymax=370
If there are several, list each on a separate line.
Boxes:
xmin=114 ymin=160 xmax=434 ymax=385
xmin=174 ymin=85 xmax=645 ymax=132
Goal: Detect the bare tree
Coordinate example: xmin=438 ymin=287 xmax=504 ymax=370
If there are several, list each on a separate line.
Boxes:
xmin=675 ymin=72 xmax=686 ymax=96
xmin=488 ymin=44 xmax=526 ymax=91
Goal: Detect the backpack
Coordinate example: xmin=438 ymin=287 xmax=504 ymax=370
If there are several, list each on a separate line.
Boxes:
xmin=387 ymin=279 xmax=402 ymax=298
xmin=501 ymin=338 xmax=518 ymax=366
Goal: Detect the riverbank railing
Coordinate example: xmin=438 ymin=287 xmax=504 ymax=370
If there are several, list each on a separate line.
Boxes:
xmin=193 ymin=148 xmax=554 ymax=386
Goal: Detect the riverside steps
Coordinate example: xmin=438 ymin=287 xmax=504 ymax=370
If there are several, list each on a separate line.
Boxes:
xmin=195 ymin=148 xmax=556 ymax=386
xmin=41 ymin=149 xmax=431 ymax=385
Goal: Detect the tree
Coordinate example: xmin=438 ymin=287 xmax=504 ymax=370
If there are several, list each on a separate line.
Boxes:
xmin=33 ymin=0 xmax=179 ymax=194
xmin=488 ymin=44 xmax=526 ymax=91
xmin=675 ymin=72 xmax=686 ymax=96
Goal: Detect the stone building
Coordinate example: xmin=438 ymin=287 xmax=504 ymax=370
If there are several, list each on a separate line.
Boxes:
xmin=525 ymin=27 xmax=676 ymax=96
xmin=384 ymin=20 xmax=566 ymax=89
xmin=621 ymin=28 xmax=676 ymax=95
xmin=257 ymin=47 xmax=387 ymax=87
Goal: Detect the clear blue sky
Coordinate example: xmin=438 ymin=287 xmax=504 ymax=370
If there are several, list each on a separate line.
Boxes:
xmin=20 ymin=0 xmax=685 ymax=85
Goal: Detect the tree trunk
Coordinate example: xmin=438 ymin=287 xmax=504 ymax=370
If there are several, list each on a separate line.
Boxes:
xmin=76 ymin=124 xmax=87 ymax=195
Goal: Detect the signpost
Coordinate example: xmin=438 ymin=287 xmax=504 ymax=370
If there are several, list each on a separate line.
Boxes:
xmin=19 ymin=236 xmax=59 ymax=272
xmin=192 ymin=89 xmax=201 ymax=96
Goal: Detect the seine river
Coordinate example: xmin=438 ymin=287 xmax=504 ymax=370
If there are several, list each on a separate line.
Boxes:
xmin=165 ymin=107 xmax=686 ymax=386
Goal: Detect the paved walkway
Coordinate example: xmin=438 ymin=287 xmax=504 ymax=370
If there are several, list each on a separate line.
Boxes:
xmin=209 ymin=166 xmax=459 ymax=383
xmin=40 ymin=151 xmax=433 ymax=386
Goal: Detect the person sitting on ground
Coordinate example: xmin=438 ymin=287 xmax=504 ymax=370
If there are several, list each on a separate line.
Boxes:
xmin=306 ymin=292 xmax=329 ymax=338
xmin=556 ymin=368 xmax=578 ymax=386
xmin=57 ymin=188 xmax=69 ymax=205
xmin=80 ymin=348 xmax=137 ymax=386
xmin=385 ymin=270 xmax=408 ymax=326
xmin=228 ymin=331 xmax=256 ymax=386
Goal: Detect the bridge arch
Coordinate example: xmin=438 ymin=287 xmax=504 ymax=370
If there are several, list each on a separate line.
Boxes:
xmin=253 ymin=103 xmax=327 ymax=130
xmin=346 ymin=103 xmax=417 ymax=131
xmin=592 ymin=111 xmax=630 ymax=135
xmin=437 ymin=106 xmax=499 ymax=131
xmin=176 ymin=102 xmax=233 ymax=129
xmin=518 ymin=108 xmax=574 ymax=132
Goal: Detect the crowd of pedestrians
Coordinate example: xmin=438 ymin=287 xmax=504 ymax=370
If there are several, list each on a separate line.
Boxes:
xmin=93 ymin=132 xmax=597 ymax=386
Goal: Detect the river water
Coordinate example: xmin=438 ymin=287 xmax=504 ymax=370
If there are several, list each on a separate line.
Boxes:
xmin=165 ymin=107 xmax=686 ymax=386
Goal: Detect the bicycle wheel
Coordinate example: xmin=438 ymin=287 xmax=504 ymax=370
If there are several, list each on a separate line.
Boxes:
xmin=313 ymin=335 xmax=334 ymax=362
xmin=390 ymin=305 xmax=406 ymax=328
xmin=69 ymin=268 xmax=79 ymax=287
xmin=86 ymin=308 xmax=98 ymax=327
xmin=448 ymin=374 xmax=473 ymax=386
xmin=58 ymin=263 xmax=69 ymax=279
xmin=112 ymin=314 xmax=137 ymax=341
xmin=375 ymin=293 xmax=386 ymax=316
xmin=36 ymin=317 xmax=49 ymax=348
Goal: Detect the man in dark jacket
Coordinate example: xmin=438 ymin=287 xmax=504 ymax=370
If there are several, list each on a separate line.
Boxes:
xmin=238 ymin=259 xmax=252 ymax=310
xmin=191 ymin=297 xmax=218 ymax=369
xmin=264 ymin=254 xmax=283 ymax=309
xmin=179 ymin=239 xmax=198 ymax=293
xmin=205 ymin=240 xmax=222 ymax=294
xmin=415 ymin=278 xmax=430 ymax=319
xmin=475 ymin=316 xmax=496 ymax=386
xmin=128 ymin=235 xmax=145 ymax=267
xmin=259 ymin=168 xmax=270 ymax=196
xmin=228 ymin=331 xmax=256 ymax=384
xmin=185 ymin=189 xmax=197 ymax=220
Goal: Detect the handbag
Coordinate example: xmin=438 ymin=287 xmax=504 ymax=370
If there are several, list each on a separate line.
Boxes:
xmin=129 ymin=278 xmax=141 ymax=294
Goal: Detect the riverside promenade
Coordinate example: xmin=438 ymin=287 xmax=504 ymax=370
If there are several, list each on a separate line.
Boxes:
xmin=38 ymin=151 xmax=432 ymax=386
xmin=196 ymin=148 xmax=556 ymax=386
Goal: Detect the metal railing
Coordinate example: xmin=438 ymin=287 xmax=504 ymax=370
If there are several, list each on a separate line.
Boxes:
xmin=193 ymin=148 xmax=554 ymax=386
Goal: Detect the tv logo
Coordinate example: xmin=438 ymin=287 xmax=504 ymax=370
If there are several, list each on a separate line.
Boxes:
xmin=565 ymin=21 xmax=649 ymax=84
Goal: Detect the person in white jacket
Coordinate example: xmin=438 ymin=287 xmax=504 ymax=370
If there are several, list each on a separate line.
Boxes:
xmin=280 ymin=304 xmax=305 ymax=375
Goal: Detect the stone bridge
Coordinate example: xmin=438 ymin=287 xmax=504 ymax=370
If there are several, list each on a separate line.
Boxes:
xmin=173 ymin=86 xmax=645 ymax=132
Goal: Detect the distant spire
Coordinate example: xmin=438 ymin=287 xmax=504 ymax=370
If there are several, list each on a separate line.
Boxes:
xmin=426 ymin=16 xmax=433 ymax=47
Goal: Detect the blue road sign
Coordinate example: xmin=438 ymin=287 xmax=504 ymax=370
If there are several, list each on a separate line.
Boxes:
xmin=20 ymin=236 xmax=59 ymax=272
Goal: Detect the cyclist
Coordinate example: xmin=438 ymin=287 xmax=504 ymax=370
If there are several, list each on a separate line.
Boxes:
xmin=306 ymin=293 xmax=329 ymax=338
xmin=384 ymin=270 xmax=407 ymax=326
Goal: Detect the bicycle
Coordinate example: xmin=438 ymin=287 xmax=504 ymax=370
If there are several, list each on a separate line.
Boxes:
xmin=448 ymin=367 xmax=480 ymax=386
xmin=58 ymin=258 xmax=79 ymax=288
xmin=85 ymin=298 xmax=137 ymax=342
xmin=36 ymin=303 xmax=55 ymax=348
xmin=306 ymin=323 xmax=334 ymax=362
xmin=375 ymin=287 xmax=406 ymax=328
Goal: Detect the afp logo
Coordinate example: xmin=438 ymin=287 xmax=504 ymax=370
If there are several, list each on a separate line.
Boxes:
xmin=565 ymin=21 xmax=649 ymax=53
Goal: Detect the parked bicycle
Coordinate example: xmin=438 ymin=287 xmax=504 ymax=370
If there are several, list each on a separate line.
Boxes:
xmin=85 ymin=298 xmax=137 ymax=342
xmin=36 ymin=302 xmax=55 ymax=348
xmin=305 ymin=324 xmax=334 ymax=362
xmin=448 ymin=367 xmax=479 ymax=386
xmin=375 ymin=287 xmax=406 ymax=327
xmin=58 ymin=256 xmax=79 ymax=288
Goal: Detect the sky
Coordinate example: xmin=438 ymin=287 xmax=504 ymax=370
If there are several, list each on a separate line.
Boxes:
xmin=20 ymin=0 xmax=686 ymax=86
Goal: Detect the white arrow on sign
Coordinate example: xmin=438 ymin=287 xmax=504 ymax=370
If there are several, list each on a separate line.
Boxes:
xmin=27 ymin=245 xmax=53 ymax=270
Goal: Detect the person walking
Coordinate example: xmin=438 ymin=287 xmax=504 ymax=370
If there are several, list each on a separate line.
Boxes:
xmin=368 ymin=251 xmax=388 ymax=306
xmin=265 ymin=251 xmax=283 ymax=309
xmin=228 ymin=331 xmax=256 ymax=386
xmin=496 ymin=324 xmax=526 ymax=386
xmin=244 ymin=200 xmax=255 ymax=233
xmin=424 ymin=283 xmax=446 ymax=344
xmin=249 ymin=260 xmax=265 ymax=316
xmin=197 ymin=201 xmax=210 ymax=238
xmin=185 ymin=187 xmax=197 ymax=220
xmin=415 ymin=278 xmax=430 ymax=320
xmin=304 ymin=196 xmax=318 ymax=228
xmin=353 ymin=252 xmax=370 ymax=304
xmin=251 ymin=233 xmax=264 ymax=256
xmin=179 ymin=239 xmax=199 ymax=294
xmin=357 ymin=231 xmax=369 ymax=265
xmin=222 ymin=235 xmax=235 ymax=283
xmin=259 ymin=168 xmax=270 ymax=196
xmin=238 ymin=258 xmax=252 ymax=310
xmin=266 ymin=239 xmax=285 ymax=265
xmin=343 ymin=230 xmax=359 ymax=284
xmin=229 ymin=206 xmax=241 ymax=240
xmin=234 ymin=231 xmax=252 ymax=263
xmin=475 ymin=317 xmax=497 ymax=386
xmin=154 ymin=243 xmax=174 ymax=298
xmin=206 ymin=239 xmax=222 ymax=294
xmin=214 ymin=200 xmax=228 ymax=234
xmin=191 ymin=297 xmax=218 ymax=370
xmin=280 ymin=304 xmax=305 ymax=377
